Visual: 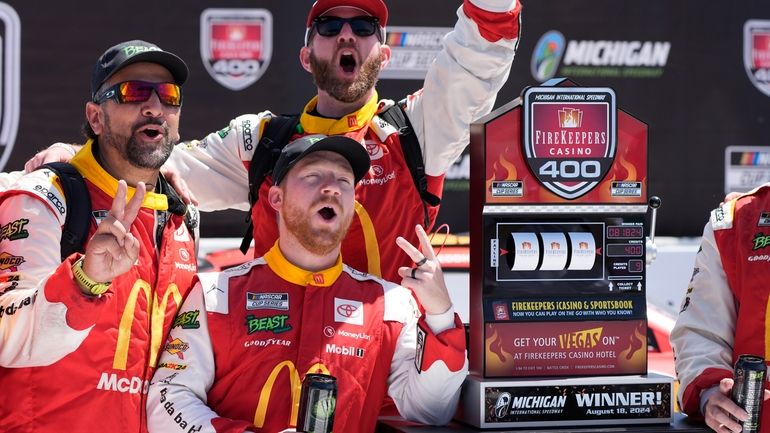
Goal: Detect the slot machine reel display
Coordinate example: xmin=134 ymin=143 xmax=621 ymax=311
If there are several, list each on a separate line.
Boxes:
xmin=459 ymin=79 xmax=673 ymax=429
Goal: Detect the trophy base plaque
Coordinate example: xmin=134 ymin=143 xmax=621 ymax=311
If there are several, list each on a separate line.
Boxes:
xmin=457 ymin=373 xmax=674 ymax=429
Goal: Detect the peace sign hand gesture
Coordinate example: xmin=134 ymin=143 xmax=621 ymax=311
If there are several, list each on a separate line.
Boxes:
xmin=396 ymin=225 xmax=452 ymax=316
xmin=79 ymin=180 xmax=145 ymax=286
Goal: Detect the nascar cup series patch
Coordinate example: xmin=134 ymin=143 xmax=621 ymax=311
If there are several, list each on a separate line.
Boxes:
xmin=0 ymin=3 xmax=19 ymax=172
xmin=200 ymin=8 xmax=273 ymax=91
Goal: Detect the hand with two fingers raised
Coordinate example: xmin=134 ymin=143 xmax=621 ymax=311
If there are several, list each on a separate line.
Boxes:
xmin=73 ymin=181 xmax=145 ymax=295
xmin=395 ymin=225 xmax=452 ymax=316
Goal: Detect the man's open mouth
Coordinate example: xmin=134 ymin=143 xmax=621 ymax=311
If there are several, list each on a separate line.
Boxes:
xmin=318 ymin=206 xmax=337 ymax=220
xmin=340 ymin=52 xmax=357 ymax=73
xmin=137 ymin=125 xmax=165 ymax=139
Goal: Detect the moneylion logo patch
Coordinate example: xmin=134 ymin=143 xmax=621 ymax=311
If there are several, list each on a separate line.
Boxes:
xmin=200 ymin=8 xmax=273 ymax=91
xmin=744 ymin=20 xmax=770 ymax=97
xmin=0 ymin=4 xmax=20 ymax=172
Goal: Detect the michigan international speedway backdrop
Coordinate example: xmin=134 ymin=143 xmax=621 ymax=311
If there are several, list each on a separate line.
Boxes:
xmin=1 ymin=1 xmax=769 ymax=237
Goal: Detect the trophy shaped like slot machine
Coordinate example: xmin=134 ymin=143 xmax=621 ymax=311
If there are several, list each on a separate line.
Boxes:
xmin=458 ymin=79 xmax=673 ymax=429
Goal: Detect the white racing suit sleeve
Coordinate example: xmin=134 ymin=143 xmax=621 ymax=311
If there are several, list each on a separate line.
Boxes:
xmin=164 ymin=112 xmax=272 ymax=212
xmin=147 ymin=276 xmax=254 ymax=433
xmin=385 ymin=286 xmax=468 ymax=425
xmin=0 ymin=171 xmax=24 ymax=192
xmin=406 ymin=0 xmax=520 ymax=177
xmin=670 ymin=220 xmax=737 ymax=416
xmin=0 ymin=191 xmax=100 ymax=367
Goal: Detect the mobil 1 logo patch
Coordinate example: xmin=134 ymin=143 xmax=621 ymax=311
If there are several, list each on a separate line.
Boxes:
xmin=523 ymin=86 xmax=616 ymax=199
xmin=200 ymin=8 xmax=273 ymax=91
xmin=246 ymin=292 xmax=289 ymax=310
xmin=0 ymin=3 xmax=19 ymax=172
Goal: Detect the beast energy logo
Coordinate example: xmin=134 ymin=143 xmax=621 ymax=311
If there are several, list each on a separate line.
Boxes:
xmin=0 ymin=3 xmax=19 ymax=172
xmin=523 ymin=87 xmax=616 ymax=199
xmin=200 ymin=8 xmax=272 ymax=91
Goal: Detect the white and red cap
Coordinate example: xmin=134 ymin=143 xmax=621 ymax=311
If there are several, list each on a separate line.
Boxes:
xmin=306 ymin=0 xmax=389 ymax=27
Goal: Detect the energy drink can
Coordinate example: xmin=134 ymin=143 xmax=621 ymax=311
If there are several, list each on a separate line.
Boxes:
xmin=732 ymin=354 xmax=766 ymax=433
xmin=297 ymin=373 xmax=337 ymax=433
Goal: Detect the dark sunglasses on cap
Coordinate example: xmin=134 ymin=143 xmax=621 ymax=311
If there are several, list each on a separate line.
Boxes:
xmin=313 ymin=16 xmax=381 ymax=39
xmin=94 ymin=81 xmax=183 ymax=107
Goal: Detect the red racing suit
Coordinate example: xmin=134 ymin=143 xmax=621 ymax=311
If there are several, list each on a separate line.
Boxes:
xmin=165 ymin=0 xmax=521 ymax=282
xmin=0 ymin=141 xmax=197 ymax=433
xmin=146 ymin=244 xmax=468 ymax=433
xmin=671 ymin=185 xmax=770 ymax=429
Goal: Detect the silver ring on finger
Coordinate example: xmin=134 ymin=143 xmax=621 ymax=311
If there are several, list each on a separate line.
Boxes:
xmin=410 ymin=268 xmax=418 ymax=279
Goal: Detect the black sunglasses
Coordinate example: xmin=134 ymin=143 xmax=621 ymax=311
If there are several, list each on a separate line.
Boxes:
xmin=313 ymin=16 xmax=381 ymax=39
xmin=94 ymin=81 xmax=183 ymax=107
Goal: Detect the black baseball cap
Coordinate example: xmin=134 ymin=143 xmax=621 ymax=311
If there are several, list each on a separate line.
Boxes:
xmin=91 ymin=40 xmax=188 ymax=99
xmin=272 ymin=134 xmax=371 ymax=186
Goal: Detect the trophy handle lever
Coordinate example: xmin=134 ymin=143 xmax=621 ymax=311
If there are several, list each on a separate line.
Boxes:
xmin=646 ymin=196 xmax=662 ymax=265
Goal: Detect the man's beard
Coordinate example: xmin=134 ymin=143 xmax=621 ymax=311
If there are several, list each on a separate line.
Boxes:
xmin=282 ymin=194 xmax=353 ymax=256
xmin=309 ymin=44 xmax=382 ymax=103
xmin=101 ymin=111 xmax=176 ymax=170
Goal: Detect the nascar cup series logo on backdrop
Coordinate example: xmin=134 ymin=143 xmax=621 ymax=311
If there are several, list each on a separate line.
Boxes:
xmin=744 ymin=20 xmax=770 ymax=97
xmin=0 ymin=3 xmax=19 ymax=172
xmin=200 ymin=9 xmax=272 ymax=91
xmin=522 ymin=87 xmax=616 ymax=199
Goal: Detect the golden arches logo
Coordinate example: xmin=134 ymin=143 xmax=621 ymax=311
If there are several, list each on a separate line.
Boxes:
xmin=253 ymin=361 xmax=330 ymax=428
xmin=113 ymin=280 xmax=183 ymax=370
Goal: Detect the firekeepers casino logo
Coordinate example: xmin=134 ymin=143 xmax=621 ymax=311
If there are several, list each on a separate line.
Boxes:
xmin=744 ymin=20 xmax=770 ymax=97
xmin=523 ymin=86 xmax=616 ymax=199
xmin=0 ymin=3 xmax=19 ymax=172
xmin=200 ymin=8 xmax=273 ymax=91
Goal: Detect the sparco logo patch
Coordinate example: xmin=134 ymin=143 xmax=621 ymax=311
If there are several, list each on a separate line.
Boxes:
xmin=200 ymin=9 xmax=273 ymax=91
xmin=34 ymin=184 xmax=65 ymax=215
xmin=0 ymin=4 xmax=20 ymax=172
xmin=744 ymin=20 xmax=770 ymax=97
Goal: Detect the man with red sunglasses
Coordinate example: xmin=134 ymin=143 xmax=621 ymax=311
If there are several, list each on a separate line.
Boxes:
xmin=0 ymin=40 xmax=197 ymax=433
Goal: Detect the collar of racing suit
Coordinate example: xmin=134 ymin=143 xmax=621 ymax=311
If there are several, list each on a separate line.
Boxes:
xmin=299 ymin=91 xmax=379 ymax=136
xmin=264 ymin=242 xmax=343 ymax=287
xmin=70 ymin=139 xmax=170 ymax=211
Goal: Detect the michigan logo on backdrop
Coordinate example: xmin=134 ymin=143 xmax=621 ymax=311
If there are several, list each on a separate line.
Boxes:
xmin=200 ymin=9 xmax=272 ymax=91
xmin=0 ymin=3 xmax=19 ymax=171
xmin=522 ymin=87 xmax=617 ymax=199
xmin=744 ymin=20 xmax=770 ymax=97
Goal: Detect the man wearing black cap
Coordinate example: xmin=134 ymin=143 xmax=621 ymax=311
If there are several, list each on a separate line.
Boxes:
xmin=147 ymin=134 xmax=467 ymax=433
xmin=0 ymin=40 xmax=197 ymax=433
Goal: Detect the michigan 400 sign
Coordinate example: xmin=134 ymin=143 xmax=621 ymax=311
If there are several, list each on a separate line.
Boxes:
xmin=523 ymin=86 xmax=617 ymax=199
xmin=200 ymin=9 xmax=272 ymax=91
